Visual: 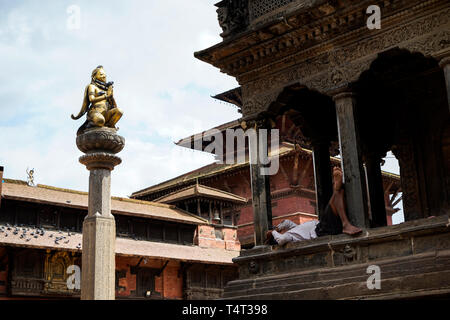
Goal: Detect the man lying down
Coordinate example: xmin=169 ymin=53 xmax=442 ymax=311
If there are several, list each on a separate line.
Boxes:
xmin=265 ymin=167 xmax=363 ymax=246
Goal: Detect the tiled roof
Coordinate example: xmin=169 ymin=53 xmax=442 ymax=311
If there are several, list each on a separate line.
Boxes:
xmin=0 ymin=226 xmax=238 ymax=265
xmin=154 ymin=184 xmax=247 ymax=204
xmin=131 ymin=143 xmax=296 ymax=198
xmin=1 ymin=179 xmax=207 ymax=225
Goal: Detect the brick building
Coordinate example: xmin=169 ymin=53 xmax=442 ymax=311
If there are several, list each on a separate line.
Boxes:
xmin=0 ymin=167 xmax=239 ymax=300
xmin=132 ymin=121 xmax=401 ymax=248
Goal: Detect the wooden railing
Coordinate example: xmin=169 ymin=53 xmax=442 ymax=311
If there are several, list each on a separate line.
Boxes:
xmin=10 ymin=278 xmax=45 ymax=295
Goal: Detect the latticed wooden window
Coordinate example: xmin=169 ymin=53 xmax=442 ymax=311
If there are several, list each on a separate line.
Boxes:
xmin=14 ymin=251 xmax=43 ymax=278
xmin=249 ymin=0 xmax=295 ymax=20
xmin=38 ymin=207 xmax=57 ymax=229
xmin=116 ymin=216 xmax=130 ymax=236
xmin=189 ymin=267 xmax=205 ymax=287
xmin=180 ymin=226 xmax=195 ymax=245
xmin=16 ymin=205 xmax=37 ymax=226
xmin=0 ymin=200 xmax=15 ymax=224
xmin=148 ymin=223 xmax=163 ymax=241
xmin=132 ymin=219 xmax=147 ymax=240
xmin=59 ymin=209 xmax=78 ymax=231
xmin=206 ymin=270 xmax=221 ymax=288
xmin=164 ymin=224 xmax=178 ymax=243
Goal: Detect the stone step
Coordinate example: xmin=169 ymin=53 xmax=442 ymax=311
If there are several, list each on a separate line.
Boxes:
xmin=223 ymin=250 xmax=450 ymax=299
xmin=226 ymin=251 xmax=443 ymax=291
xmin=223 ymin=269 xmax=450 ymax=300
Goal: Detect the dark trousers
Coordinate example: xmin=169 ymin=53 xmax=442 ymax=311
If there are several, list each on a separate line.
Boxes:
xmin=315 ymin=203 xmax=343 ymax=237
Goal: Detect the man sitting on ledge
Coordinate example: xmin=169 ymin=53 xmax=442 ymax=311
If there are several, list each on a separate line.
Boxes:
xmin=266 ymin=167 xmax=362 ymax=246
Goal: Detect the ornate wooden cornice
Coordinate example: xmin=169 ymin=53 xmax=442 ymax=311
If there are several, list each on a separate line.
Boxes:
xmin=239 ymin=1 xmax=449 ymax=117
xmin=197 ymin=0 xmax=449 ymax=121
xmin=197 ymin=0 xmax=441 ymax=78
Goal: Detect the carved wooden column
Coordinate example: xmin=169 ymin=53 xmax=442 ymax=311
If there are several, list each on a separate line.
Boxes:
xmin=311 ymin=139 xmax=333 ymax=220
xmin=197 ymin=199 xmax=201 ymax=216
xmin=333 ymin=92 xmax=370 ymax=229
xmin=209 ymin=201 xmax=212 ymax=223
xmin=439 ymin=57 xmax=450 ymax=112
xmin=248 ymin=120 xmax=273 ymax=246
xmin=392 ymin=141 xmax=424 ymax=221
xmin=364 ymin=153 xmax=387 ymax=227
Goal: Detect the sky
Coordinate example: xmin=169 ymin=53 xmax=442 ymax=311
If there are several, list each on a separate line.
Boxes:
xmin=0 ymin=0 xmax=240 ymax=194
xmin=0 ymin=0 xmax=404 ymax=223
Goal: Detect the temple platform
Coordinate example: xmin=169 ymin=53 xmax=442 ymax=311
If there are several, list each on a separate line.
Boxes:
xmin=223 ymin=215 xmax=450 ymax=300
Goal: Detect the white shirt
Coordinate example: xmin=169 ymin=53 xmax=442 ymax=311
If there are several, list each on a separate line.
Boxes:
xmin=272 ymin=219 xmax=319 ymax=245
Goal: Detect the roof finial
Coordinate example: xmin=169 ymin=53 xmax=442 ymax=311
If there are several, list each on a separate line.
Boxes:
xmin=26 ymin=167 xmax=36 ymax=187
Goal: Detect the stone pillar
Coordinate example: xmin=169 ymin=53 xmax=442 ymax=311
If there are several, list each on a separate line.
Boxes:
xmin=439 ymin=57 xmax=450 ymax=112
xmin=333 ymin=92 xmax=370 ymax=229
xmin=311 ymin=139 xmax=333 ymax=220
xmin=249 ymin=121 xmax=272 ymax=246
xmin=76 ymin=127 xmax=125 ymax=300
xmin=364 ymin=154 xmax=387 ymax=227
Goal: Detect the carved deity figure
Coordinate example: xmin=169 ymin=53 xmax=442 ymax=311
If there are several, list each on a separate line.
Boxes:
xmin=216 ymin=0 xmax=249 ymax=38
xmin=71 ymin=66 xmax=123 ymax=135
xmin=26 ymin=168 xmax=35 ymax=187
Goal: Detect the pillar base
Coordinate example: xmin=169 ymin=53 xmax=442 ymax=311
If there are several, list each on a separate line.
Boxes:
xmin=81 ymin=215 xmax=116 ymax=300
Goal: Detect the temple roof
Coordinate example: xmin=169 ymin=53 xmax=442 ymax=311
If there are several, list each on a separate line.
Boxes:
xmin=131 ymin=143 xmax=297 ymax=198
xmin=175 ymin=119 xmax=241 ymax=151
xmin=212 ymin=87 xmax=242 ymax=108
xmin=1 ymin=179 xmax=207 ymax=225
xmin=131 ymin=144 xmax=402 ymax=199
xmin=0 ymin=226 xmax=238 ymax=265
xmin=154 ymin=183 xmax=247 ymax=204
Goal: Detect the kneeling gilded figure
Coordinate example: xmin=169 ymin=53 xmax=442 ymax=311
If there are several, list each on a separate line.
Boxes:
xmin=71 ymin=65 xmax=123 ymax=135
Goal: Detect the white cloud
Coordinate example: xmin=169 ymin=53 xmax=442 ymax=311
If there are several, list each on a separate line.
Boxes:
xmin=0 ymin=0 xmax=239 ymax=197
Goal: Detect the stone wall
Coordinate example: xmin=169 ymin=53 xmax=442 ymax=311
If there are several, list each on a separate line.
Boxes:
xmin=196 ymin=225 xmax=241 ymax=251
xmin=224 ymin=215 xmax=450 ymax=299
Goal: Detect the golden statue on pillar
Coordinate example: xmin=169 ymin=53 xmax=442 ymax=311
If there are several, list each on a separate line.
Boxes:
xmin=71 ymin=66 xmax=123 ymax=135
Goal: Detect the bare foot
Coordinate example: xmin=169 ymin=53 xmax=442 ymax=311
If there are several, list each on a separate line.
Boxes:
xmin=342 ymin=223 xmax=363 ymax=236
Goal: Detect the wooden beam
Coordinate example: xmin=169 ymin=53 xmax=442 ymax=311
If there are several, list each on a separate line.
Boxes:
xmin=439 ymin=57 xmax=450 ymax=112
xmin=365 ymin=155 xmax=388 ymax=227
xmin=156 ymin=260 xmax=169 ymax=277
xmin=334 ymin=92 xmax=370 ymax=228
xmin=392 ymin=195 xmax=403 ymax=208
xmin=384 ymin=181 xmax=394 ymax=197
xmin=279 ymin=161 xmax=289 ymax=182
xmin=390 ymin=189 xmax=400 ymax=206
xmin=311 ymin=140 xmax=333 ymax=220
xmin=299 ymin=158 xmax=312 ymax=187
xmin=249 ymin=125 xmax=273 ymax=245
xmin=290 ymin=146 xmax=301 ymax=187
